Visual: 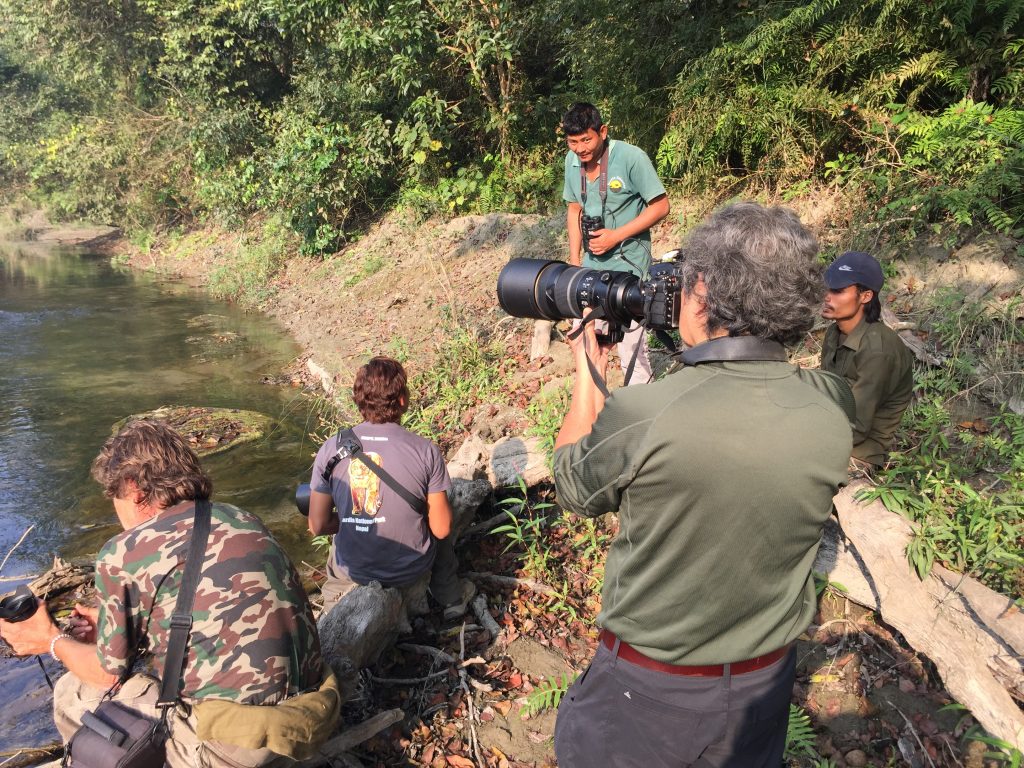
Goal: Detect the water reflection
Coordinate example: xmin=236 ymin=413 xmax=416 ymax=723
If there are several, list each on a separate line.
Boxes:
xmin=0 ymin=243 xmax=321 ymax=752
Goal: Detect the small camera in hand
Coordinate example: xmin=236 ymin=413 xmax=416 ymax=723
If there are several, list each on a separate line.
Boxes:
xmin=581 ymin=214 xmax=604 ymax=248
xmin=0 ymin=586 xmax=38 ymax=623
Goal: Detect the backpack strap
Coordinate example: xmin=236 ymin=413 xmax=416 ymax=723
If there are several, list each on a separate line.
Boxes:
xmin=323 ymin=429 xmax=426 ymax=513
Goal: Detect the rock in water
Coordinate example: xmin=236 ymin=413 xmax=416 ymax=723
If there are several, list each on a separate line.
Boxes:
xmin=111 ymin=405 xmax=271 ymax=456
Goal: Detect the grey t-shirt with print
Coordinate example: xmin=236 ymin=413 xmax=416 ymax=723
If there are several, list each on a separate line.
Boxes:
xmin=311 ymin=421 xmax=451 ymax=586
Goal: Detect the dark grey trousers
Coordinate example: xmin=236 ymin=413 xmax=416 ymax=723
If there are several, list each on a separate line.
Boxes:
xmin=554 ymin=640 xmax=795 ymax=768
xmin=320 ymin=535 xmax=462 ymax=614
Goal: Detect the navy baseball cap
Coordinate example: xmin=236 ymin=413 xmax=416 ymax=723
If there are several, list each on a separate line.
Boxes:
xmin=825 ymin=251 xmax=884 ymax=293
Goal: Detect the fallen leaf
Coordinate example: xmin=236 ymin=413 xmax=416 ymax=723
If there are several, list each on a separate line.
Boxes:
xmin=447 ymin=756 xmax=475 ymax=768
xmin=492 ymin=700 xmax=512 ymax=716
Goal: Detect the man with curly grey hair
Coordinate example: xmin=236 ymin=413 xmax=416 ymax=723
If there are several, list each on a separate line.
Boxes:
xmin=551 ymin=201 xmax=854 ymax=767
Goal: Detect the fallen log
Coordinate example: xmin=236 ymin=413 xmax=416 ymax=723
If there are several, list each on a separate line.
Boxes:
xmin=819 ymin=483 xmax=1024 ymax=750
xmin=0 ymin=743 xmax=63 ymax=768
xmin=28 ymin=557 xmax=93 ymax=598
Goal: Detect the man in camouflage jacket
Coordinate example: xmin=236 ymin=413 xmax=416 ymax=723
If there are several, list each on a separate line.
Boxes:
xmin=0 ymin=420 xmax=325 ymax=767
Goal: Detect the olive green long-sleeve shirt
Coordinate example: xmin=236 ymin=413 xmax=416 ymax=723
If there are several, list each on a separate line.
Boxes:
xmin=554 ymin=361 xmax=852 ymax=665
xmin=820 ymin=318 xmax=914 ymax=465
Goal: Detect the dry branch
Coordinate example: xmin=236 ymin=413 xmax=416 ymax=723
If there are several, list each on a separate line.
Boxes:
xmin=470 ymin=594 xmax=503 ymax=642
xmin=28 ymin=557 xmax=93 ymax=598
xmin=465 ymin=571 xmax=558 ymax=597
xmin=296 ymin=709 xmax=404 ymax=768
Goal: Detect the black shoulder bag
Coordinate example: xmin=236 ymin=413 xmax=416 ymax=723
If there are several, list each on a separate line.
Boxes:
xmin=65 ymin=499 xmax=213 ymax=768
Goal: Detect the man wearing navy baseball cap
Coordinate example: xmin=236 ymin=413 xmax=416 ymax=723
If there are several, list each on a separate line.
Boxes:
xmin=821 ymin=251 xmax=914 ymax=466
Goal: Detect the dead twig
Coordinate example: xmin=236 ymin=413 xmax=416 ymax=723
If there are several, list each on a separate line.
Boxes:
xmin=457 ymin=623 xmax=486 ymax=768
xmin=0 ymin=525 xmax=35 ymax=577
xmin=471 ymin=594 xmax=502 ymax=641
xmin=397 ymin=643 xmax=456 ymax=665
xmin=886 ymin=698 xmax=938 ymax=768
xmin=369 ymin=669 xmax=451 ymax=685
xmin=466 ymin=571 xmax=558 ymax=597
xmin=0 ymin=741 xmax=63 ymax=768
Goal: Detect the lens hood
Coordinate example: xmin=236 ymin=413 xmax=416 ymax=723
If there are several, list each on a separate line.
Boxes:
xmin=0 ymin=585 xmax=37 ymax=623
xmin=295 ymin=483 xmax=311 ymax=516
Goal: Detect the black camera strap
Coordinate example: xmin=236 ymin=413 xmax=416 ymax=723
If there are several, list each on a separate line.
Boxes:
xmin=578 ymin=140 xmax=609 ymax=208
xmin=579 ymin=140 xmax=609 ymax=237
xmin=322 ymin=429 xmax=425 ymax=513
xmin=567 ymin=311 xmax=614 ymax=398
xmin=621 ymin=326 xmax=654 ymax=387
xmin=678 ymin=336 xmax=788 ymax=365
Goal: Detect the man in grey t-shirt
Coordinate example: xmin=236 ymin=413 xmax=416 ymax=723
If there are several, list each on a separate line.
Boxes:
xmin=308 ymin=357 xmax=475 ymax=619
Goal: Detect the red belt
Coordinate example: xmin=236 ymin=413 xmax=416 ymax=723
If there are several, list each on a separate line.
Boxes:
xmin=599 ymin=630 xmax=790 ymax=677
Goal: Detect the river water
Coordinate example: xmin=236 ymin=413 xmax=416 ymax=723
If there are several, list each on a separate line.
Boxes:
xmin=0 ymin=242 xmax=323 ymax=754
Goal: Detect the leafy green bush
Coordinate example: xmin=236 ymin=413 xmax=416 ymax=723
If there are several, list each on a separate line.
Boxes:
xmin=880 ymin=100 xmax=1024 ymax=236
xmin=208 ymin=218 xmax=293 ymax=306
xmin=866 ymin=398 xmax=1024 ymax=596
xmin=658 ymin=0 xmax=1024 ymax=238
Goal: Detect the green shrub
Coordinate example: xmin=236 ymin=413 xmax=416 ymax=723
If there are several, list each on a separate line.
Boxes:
xmin=208 ymin=219 xmax=292 ymax=306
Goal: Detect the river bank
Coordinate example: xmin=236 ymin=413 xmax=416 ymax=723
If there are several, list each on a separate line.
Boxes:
xmin=6 ymin=201 xmax=1024 ymax=767
xmin=0 ymin=232 xmax=334 ymax=763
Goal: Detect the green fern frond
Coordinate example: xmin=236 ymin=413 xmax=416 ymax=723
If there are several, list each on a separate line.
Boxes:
xmin=520 ymin=672 xmax=580 ymax=718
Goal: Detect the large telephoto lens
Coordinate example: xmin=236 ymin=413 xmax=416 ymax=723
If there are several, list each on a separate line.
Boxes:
xmin=497 ymin=258 xmax=644 ymax=325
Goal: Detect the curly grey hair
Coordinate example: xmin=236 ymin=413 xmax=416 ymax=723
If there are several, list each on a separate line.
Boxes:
xmin=677 ymin=201 xmax=823 ymax=345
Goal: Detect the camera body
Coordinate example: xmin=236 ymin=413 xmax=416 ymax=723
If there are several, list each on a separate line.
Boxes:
xmin=496 ymin=255 xmax=684 ymax=342
xmin=580 ymin=214 xmax=604 ymax=249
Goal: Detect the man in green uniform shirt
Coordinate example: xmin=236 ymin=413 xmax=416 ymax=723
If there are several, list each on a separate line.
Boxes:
xmin=821 ymin=251 xmax=915 ymax=466
xmin=552 ymin=202 xmax=853 ymax=767
xmin=562 ymin=102 xmax=670 ymax=385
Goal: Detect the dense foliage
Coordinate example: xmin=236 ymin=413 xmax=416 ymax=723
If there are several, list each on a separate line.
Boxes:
xmin=0 ymin=0 xmax=1021 ymax=248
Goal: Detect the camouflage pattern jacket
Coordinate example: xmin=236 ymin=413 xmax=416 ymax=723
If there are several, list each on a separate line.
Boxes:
xmin=94 ymin=501 xmax=322 ymax=704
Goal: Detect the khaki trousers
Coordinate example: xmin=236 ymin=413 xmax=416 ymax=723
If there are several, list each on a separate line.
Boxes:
xmin=54 ymin=672 xmax=292 ymax=768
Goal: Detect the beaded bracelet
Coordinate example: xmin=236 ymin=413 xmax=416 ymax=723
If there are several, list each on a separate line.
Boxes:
xmin=49 ymin=632 xmax=71 ymax=663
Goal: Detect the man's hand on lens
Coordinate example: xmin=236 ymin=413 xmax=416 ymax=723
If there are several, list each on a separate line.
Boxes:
xmin=570 ymin=314 xmax=611 ymax=380
xmin=585 ymin=228 xmax=621 ymax=255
